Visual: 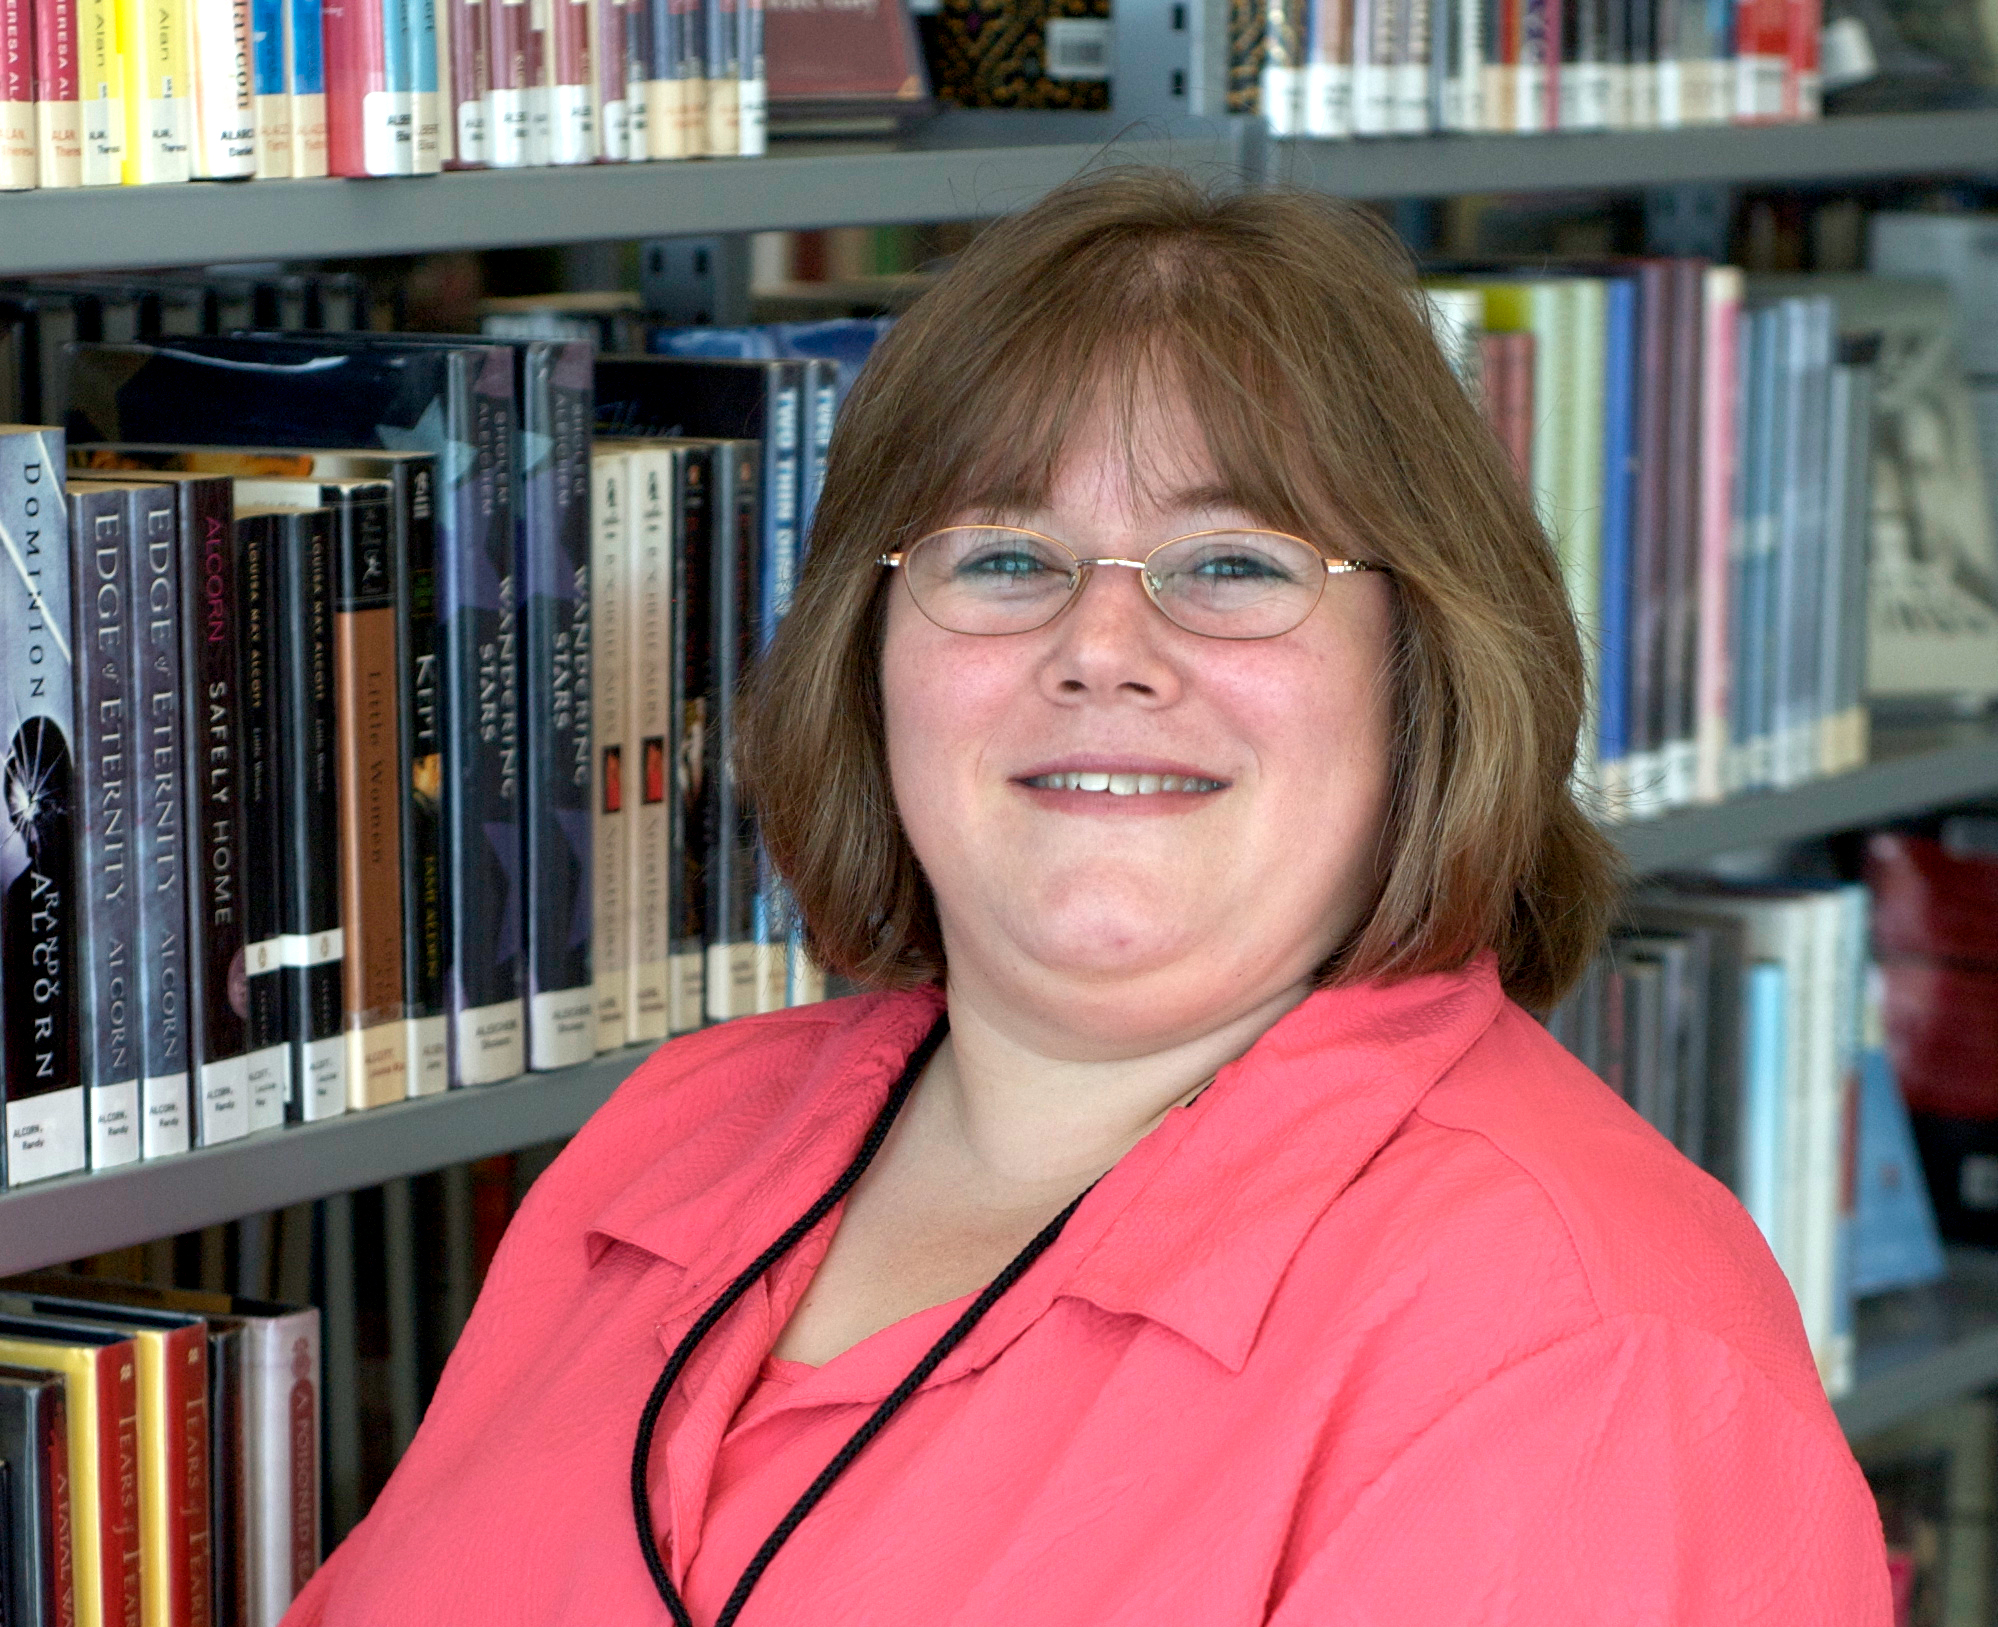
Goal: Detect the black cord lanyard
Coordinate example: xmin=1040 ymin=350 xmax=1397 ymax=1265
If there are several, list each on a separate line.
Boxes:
xmin=630 ymin=1015 xmax=1098 ymax=1627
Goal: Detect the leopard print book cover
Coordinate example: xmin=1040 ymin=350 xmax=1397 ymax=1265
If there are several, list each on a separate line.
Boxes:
xmin=919 ymin=0 xmax=1113 ymax=109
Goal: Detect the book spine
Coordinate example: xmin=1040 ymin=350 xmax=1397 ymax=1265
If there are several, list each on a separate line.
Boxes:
xmin=98 ymin=1341 xmax=143 ymax=1627
xmin=1653 ymin=0 xmax=1678 ymax=123
xmin=68 ymin=488 xmax=142 ymax=1169
xmin=704 ymin=441 xmax=758 ymax=1023
xmin=1597 ymin=283 xmax=1636 ymax=808
xmin=1352 ymin=0 xmax=1390 ymax=130
xmin=0 ymin=435 xmax=83 ymax=1187
xmin=284 ymin=0 xmax=326 ymax=172
xmin=1834 ymin=345 xmax=1873 ymax=771
xmin=626 ymin=448 xmax=671 ymax=1040
xmin=137 ymin=1329 xmax=208 ymax=1627
xmin=1512 ymin=0 xmax=1549 ymax=128
xmin=1660 ymin=260 xmax=1704 ymax=808
xmin=1260 ymin=0 xmax=1300 ymax=133
xmin=666 ymin=443 xmax=708 ymax=1033
xmin=520 ymin=344 xmax=594 ymax=1070
xmin=1391 ymin=0 xmax=1431 ymax=130
xmin=243 ymin=1312 xmax=318 ymax=1623
xmin=405 ymin=0 xmax=439 ymax=166
xmin=250 ymin=0 xmax=289 ymax=171
xmin=379 ymin=0 xmax=415 ymax=167
xmin=1785 ymin=0 xmax=1816 ymax=117
xmin=1739 ymin=304 xmax=1779 ymax=790
xmin=1628 ymin=266 xmax=1669 ymax=813
xmin=1732 ymin=0 xmax=1782 ymax=118
xmin=433 ymin=0 xmax=450 ymax=160
xmin=393 ymin=463 xmax=448 ymax=1096
xmin=77 ymin=0 xmax=119 ymax=180
xmin=188 ymin=0 xmax=256 ymax=174
xmin=34 ymin=0 xmax=82 ymax=184
xmin=273 ymin=508 xmax=345 ymax=1124
xmin=1694 ymin=263 xmax=1741 ymax=803
xmin=323 ymin=0 xmax=397 ymax=172
xmin=588 ymin=450 xmax=628 ymax=1048
xmin=120 ymin=484 xmax=193 ymax=1158
xmin=620 ymin=0 xmax=642 ymax=151
xmin=42 ymin=1380 xmax=76 ymax=1627
xmin=440 ymin=349 xmax=524 ymax=1086
xmin=589 ymin=0 xmax=624 ymax=156
xmin=545 ymin=0 xmax=588 ymax=158
xmin=0 ymin=0 xmax=36 ymax=188
xmin=699 ymin=0 xmax=730 ymax=150
xmin=118 ymin=0 xmax=192 ymax=181
xmin=235 ymin=511 xmax=290 ymax=1132
xmin=732 ymin=0 xmax=756 ymax=152
xmin=484 ymin=0 xmax=528 ymax=161
xmin=206 ymin=1326 xmax=248 ymax=1627
xmin=665 ymin=0 xmax=701 ymax=155
xmin=524 ymin=0 xmax=546 ymax=160
xmin=1818 ymin=358 xmax=1853 ymax=778
xmin=170 ymin=481 xmax=249 ymax=1148
xmin=332 ymin=489 xmax=408 ymax=1110
xmin=444 ymin=0 xmax=483 ymax=159
xmin=1303 ymin=0 xmax=1354 ymax=134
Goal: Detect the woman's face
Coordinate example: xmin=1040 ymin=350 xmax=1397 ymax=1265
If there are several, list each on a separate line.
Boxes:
xmin=881 ymin=384 xmax=1398 ymax=1051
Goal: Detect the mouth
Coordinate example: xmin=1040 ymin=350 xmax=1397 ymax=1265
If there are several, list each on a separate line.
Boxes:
xmin=1017 ymin=771 xmax=1227 ymax=796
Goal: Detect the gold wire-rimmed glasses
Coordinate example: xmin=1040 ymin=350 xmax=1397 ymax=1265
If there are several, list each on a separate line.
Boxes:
xmin=877 ymin=525 xmax=1389 ymax=641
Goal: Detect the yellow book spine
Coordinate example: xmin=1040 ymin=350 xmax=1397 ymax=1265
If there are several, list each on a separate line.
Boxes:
xmin=78 ymin=0 xmax=125 ymax=184
xmin=118 ymin=0 xmax=191 ymax=182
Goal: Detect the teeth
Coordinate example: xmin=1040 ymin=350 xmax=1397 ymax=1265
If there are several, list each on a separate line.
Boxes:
xmin=1025 ymin=772 xmax=1223 ymax=795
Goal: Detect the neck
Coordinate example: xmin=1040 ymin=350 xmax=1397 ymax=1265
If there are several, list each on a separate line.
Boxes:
xmin=925 ymin=970 xmax=1313 ymax=1190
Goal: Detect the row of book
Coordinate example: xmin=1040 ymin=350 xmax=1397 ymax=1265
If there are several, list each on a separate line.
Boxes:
xmin=1546 ymin=876 xmax=1942 ymax=1402
xmin=1421 ymin=264 xmax=1948 ymax=822
xmin=0 ymin=1273 xmax=321 ymax=1627
xmin=0 ymin=0 xmax=768 ymax=189
xmin=1241 ymin=0 xmax=1826 ymax=134
xmin=0 ymin=325 xmax=886 ymax=1187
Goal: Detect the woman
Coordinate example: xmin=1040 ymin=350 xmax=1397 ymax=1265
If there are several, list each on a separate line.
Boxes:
xmin=286 ymin=169 xmax=1890 ymax=1625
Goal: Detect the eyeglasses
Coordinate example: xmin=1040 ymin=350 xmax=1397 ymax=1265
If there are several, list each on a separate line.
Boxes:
xmin=877 ymin=525 xmax=1388 ymax=641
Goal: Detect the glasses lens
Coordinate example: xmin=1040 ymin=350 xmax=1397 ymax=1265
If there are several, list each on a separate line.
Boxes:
xmin=1146 ymin=531 xmax=1327 ymax=638
xmin=904 ymin=528 xmax=1077 ymax=634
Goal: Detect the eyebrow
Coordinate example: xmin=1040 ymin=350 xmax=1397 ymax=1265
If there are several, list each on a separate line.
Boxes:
xmin=974 ymin=482 xmax=1260 ymax=527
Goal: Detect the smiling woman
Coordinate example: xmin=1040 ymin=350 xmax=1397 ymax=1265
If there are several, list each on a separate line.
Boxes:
xmin=282 ymin=169 xmax=1893 ymax=1627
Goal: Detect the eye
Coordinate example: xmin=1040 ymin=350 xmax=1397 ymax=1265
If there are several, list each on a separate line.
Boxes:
xmin=1188 ymin=551 xmax=1290 ymax=581
xmin=958 ymin=547 xmax=1061 ymax=579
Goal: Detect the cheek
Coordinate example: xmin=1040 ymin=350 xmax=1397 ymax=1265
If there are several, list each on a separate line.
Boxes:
xmin=879 ymin=594 xmax=1015 ymax=821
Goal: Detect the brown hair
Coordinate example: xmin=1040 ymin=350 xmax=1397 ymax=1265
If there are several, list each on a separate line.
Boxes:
xmin=740 ymin=165 xmax=1622 ymax=1011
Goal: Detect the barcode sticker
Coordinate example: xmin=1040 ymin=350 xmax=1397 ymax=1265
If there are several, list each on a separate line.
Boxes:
xmin=1044 ymin=16 xmax=1111 ymax=80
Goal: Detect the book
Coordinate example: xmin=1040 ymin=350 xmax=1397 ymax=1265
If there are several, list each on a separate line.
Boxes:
xmin=587 ymin=449 xmax=628 ymax=1049
xmin=588 ymin=0 xmax=627 ymax=155
xmin=0 ymin=1318 xmax=140 ymax=1627
xmin=706 ymin=0 xmax=739 ymax=154
xmin=703 ymin=437 xmax=759 ymax=1022
xmin=763 ymin=0 xmax=927 ymax=129
xmin=0 ymin=0 xmax=35 ymax=189
xmin=545 ymin=0 xmax=592 ymax=160
xmin=444 ymin=0 xmax=486 ymax=160
xmin=1850 ymin=964 xmax=1947 ymax=1298
xmin=4 ymin=1276 xmax=321 ymax=1627
xmin=919 ymin=0 xmax=1112 ymax=108
xmin=250 ymin=0 xmax=293 ymax=173
xmin=117 ymin=0 xmax=192 ymax=182
xmin=285 ymin=0 xmax=328 ymax=173
xmin=233 ymin=508 xmax=293 ymax=1134
xmin=325 ymin=0 xmax=409 ymax=171
xmin=34 ymin=0 xmax=82 ymax=185
xmin=0 ymin=428 xmax=84 ymax=1186
xmin=0 ymin=1364 xmax=72 ymax=1627
xmin=66 ymin=485 xmax=143 ymax=1169
xmin=65 ymin=338 xmax=527 ymax=1090
xmin=409 ymin=0 xmax=441 ymax=167
xmin=486 ymin=0 xmax=532 ymax=161
xmin=78 ymin=0 xmax=121 ymax=181
xmin=0 ymin=1296 xmax=209 ymax=1627
xmin=188 ymin=0 xmax=257 ymax=175
xmin=734 ymin=0 xmax=760 ymax=150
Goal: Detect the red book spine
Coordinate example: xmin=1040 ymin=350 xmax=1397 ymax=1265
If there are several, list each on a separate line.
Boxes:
xmin=97 ymin=1346 xmax=142 ymax=1627
xmin=163 ymin=1328 xmax=211 ymax=1627
xmin=547 ymin=0 xmax=589 ymax=160
xmin=445 ymin=0 xmax=486 ymax=161
xmin=0 ymin=0 xmax=35 ymax=188
xmin=486 ymin=0 xmax=531 ymax=162
xmin=45 ymin=1385 xmax=76 ymax=1627
xmin=287 ymin=1334 xmax=317 ymax=1597
xmin=1733 ymin=0 xmax=1786 ymax=119
xmin=1785 ymin=0 xmax=1819 ymax=117
xmin=31 ymin=0 xmax=75 ymax=182
xmin=324 ymin=0 xmax=392 ymax=172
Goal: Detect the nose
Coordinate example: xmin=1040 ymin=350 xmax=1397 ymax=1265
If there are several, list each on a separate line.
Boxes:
xmin=1038 ymin=559 xmax=1183 ymax=704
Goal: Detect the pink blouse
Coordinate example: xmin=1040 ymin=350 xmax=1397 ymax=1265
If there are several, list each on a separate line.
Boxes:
xmin=283 ymin=955 xmax=1892 ymax=1626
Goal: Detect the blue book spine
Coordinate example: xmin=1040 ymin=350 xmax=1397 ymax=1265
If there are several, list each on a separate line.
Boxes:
xmin=1597 ymin=278 xmax=1637 ymax=785
xmin=760 ymin=365 xmax=802 ymax=639
xmin=1740 ymin=958 xmax=1787 ymax=1250
xmin=69 ymin=486 xmax=142 ymax=1169
xmin=381 ymin=0 xmax=417 ymax=171
xmin=287 ymin=0 xmax=329 ymax=176
xmin=0 ymin=432 xmax=83 ymax=1187
xmin=409 ymin=0 xmax=440 ymax=170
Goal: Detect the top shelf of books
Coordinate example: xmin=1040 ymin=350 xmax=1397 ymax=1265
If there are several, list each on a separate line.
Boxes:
xmin=3 ymin=110 xmax=1998 ymax=277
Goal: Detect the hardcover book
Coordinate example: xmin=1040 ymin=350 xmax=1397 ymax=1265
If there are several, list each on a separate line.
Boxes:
xmin=588 ymin=449 xmax=630 ymax=1048
xmin=189 ymin=0 xmax=258 ymax=175
xmin=0 ymin=1317 xmax=141 ymax=1627
xmin=0 ymin=0 xmax=35 ymax=188
xmin=78 ymin=0 xmax=123 ymax=181
xmin=0 ymin=1363 xmax=72 ymax=1627
xmin=252 ymin=0 xmax=294 ymax=173
xmin=116 ymin=0 xmax=194 ymax=182
xmin=66 ymin=485 xmax=143 ymax=1168
xmin=0 ymin=428 xmax=84 ymax=1186
xmin=34 ymin=0 xmax=84 ymax=185
xmin=286 ymin=0 xmax=330 ymax=173
xmin=919 ymin=0 xmax=1110 ymax=108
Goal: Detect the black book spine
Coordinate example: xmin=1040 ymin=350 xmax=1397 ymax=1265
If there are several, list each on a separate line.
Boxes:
xmin=0 ymin=1373 xmax=69 ymax=1626
xmin=0 ymin=431 xmax=83 ymax=1185
xmin=170 ymin=475 xmax=251 ymax=1147
xmin=274 ymin=507 xmax=346 ymax=1122
xmin=703 ymin=439 xmax=761 ymax=1024
xmin=395 ymin=459 xmax=449 ymax=1096
xmin=440 ymin=349 xmax=525 ymax=1085
xmin=122 ymin=481 xmax=195 ymax=1156
xmin=518 ymin=343 xmax=595 ymax=1070
xmin=69 ymin=485 xmax=142 ymax=1169
xmin=667 ymin=444 xmax=711 ymax=1036
xmin=235 ymin=509 xmax=292 ymax=1134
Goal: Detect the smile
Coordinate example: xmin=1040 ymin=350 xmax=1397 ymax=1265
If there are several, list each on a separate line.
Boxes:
xmin=1019 ymin=772 xmax=1226 ymax=795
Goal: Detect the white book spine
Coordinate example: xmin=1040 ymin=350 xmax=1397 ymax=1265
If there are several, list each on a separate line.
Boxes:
xmin=452 ymin=997 xmax=523 ymax=1085
xmin=590 ymin=453 xmax=631 ymax=1050
xmin=143 ymin=1069 xmax=193 ymax=1156
xmin=245 ymin=1042 xmax=290 ymax=1132
xmin=1302 ymin=62 xmax=1353 ymax=136
xmin=246 ymin=1310 xmax=321 ymax=1627
xmin=90 ymin=1080 xmax=142 ymax=1168
xmin=406 ymin=1015 xmax=448 ymax=1097
xmin=4 ymin=1088 xmax=86 ymax=1184
xmin=625 ymin=451 xmax=672 ymax=1042
xmin=299 ymin=1033 xmax=345 ymax=1121
xmin=190 ymin=0 xmax=257 ymax=174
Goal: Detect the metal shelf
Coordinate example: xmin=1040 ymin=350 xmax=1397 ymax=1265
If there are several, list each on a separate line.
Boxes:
xmin=1839 ymin=1249 xmax=1998 ymax=1440
xmin=1270 ymin=108 xmax=1998 ymax=199
xmin=0 ymin=109 xmax=1994 ymax=276
xmin=1612 ymin=720 xmax=1998 ymax=872
xmin=0 ymin=1046 xmax=653 ymax=1276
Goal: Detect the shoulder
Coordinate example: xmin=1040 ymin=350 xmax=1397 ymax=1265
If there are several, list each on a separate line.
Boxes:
xmin=1384 ymin=1000 xmax=1824 ymax=1417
